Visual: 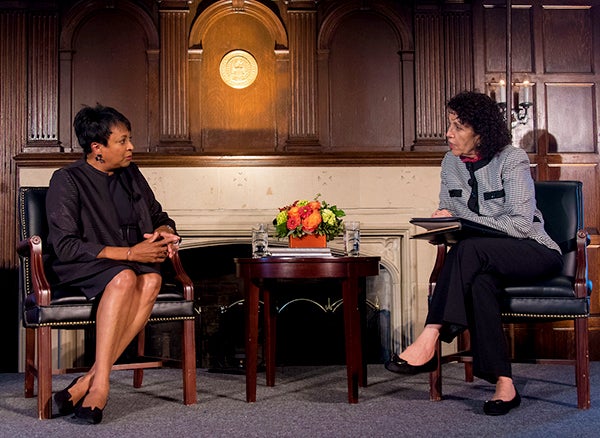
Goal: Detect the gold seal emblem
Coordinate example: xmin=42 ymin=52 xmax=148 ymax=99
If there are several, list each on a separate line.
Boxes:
xmin=219 ymin=50 xmax=258 ymax=89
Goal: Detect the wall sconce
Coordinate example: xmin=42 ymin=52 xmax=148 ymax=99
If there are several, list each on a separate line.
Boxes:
xmin=488 ymin=79 xmax=534 ymax=128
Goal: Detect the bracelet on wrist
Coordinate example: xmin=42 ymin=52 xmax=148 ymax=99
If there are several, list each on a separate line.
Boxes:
xmin=126 ymin=248 xmax=132 ymax=261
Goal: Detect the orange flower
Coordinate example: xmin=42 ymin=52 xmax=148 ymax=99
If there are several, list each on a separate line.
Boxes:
xmin=308 ymin=200 xmax=321 ymax=211
xmin=302 ymin=210 xmax=322 ymax=232
xmin=288 ymin=206 xmax=301 ymax=220
xmin=273 ymin=195 xmax=345 ymax=241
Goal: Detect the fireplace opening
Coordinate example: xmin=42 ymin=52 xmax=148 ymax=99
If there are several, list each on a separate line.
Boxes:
xmin=144 ymin=244 xmax=391 ymax=372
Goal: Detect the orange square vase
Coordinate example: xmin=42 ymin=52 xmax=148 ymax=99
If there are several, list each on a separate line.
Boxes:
xmin=289 ymin=234 xmax=327 ymax=248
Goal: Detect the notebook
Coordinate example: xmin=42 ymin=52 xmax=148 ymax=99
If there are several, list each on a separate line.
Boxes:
xmin=410 ymin=217 xmax=508 ymax=245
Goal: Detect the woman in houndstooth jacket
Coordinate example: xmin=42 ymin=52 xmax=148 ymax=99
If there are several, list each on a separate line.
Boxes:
xmin=385 ymin=91 xmax=563 ymax=416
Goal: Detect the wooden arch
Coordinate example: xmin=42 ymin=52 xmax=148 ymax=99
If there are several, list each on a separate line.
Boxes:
xmin=60 ymin=1 xmax=159 ymax=51
xmin=189 ymin=0 xmax=288 ymax=49
xmin=318 ymin=0 xmax=413 ymax=52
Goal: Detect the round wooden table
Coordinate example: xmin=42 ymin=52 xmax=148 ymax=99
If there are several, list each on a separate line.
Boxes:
xmin=235 ymin=256 xmax=380 ymax=403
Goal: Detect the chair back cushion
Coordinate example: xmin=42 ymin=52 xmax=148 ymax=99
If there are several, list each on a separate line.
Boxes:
xmin=19 ymin=187 xmax=49 ymax=242
xmin=502 ymin=180 xmax=589 ymax=319
xmin=534 ymin=180 xmax=583 ymax=279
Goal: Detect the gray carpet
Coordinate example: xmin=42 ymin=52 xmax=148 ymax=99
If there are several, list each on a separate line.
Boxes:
xmin=1 ymin=362 xmax=599 ymax=437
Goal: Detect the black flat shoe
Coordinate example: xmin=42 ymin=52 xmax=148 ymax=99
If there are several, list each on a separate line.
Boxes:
xmin=384 ymin=353 xmax=438 ymax=375
xmin=483 ymin=390 xmax=521 ymax=416
xmin=72 ymin=397 xmax=105 ymax=424
xmin=53 ymin=376 xmax=84 ymax=416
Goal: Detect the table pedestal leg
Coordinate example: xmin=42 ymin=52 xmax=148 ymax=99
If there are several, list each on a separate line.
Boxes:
xmin=342 ymin=277 xmax=363 ymax=403
xmin=263 ymin=287 xmax=276 ymax=387
xmin=245 ymin=281 xmax=259 ymax=402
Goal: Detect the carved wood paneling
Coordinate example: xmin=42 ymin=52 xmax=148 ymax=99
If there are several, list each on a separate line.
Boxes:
xmin=545 ymin=83 xmax=595 ymax=153
xmin=414 ymin=10 xmax=446 ymax=146
xmin=484 ymin=5 xmax=533 ymax=74
xmin=287 ymin=8 xmax=319 ymax=149
xmin=159 ymin=6 xmax=192 ymax=150
xmin=27 ymin=12 xmax=59 ymax=152
xmin=325 ymin=12 xmax=403 ymax=150
xmin=0 ymin=11 xmax=27 ymax=269
xmin=59 ymin=1 xmax=159 ymax=151
xmin=444 ymin=11 xmax=474 ymax=110
xmin=414 ymin=3 xmax=473 ymax=151
xmin=188 ymin=1 xmax=289 ymax=153
xmin=542 ymin=5 xmax=593 ymax=74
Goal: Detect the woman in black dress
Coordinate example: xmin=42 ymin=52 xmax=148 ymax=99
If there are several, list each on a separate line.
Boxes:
xmin=46 ymin=104 xmax=181 ymax=424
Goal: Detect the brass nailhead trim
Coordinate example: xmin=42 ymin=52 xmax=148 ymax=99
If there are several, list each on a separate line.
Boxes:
xmin=32 ymin=315 xmax=196 ymax=327
xmin=502 ymin=313 xmax=588 ymax=319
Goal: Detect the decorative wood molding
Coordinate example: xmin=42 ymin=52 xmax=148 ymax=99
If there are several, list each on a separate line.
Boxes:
xmin=318 ymin=0 xmax=413 ymax=51
xmin=27 ymin=11 xmax=60 ymax=151
xmin=15 ymin=151 xmax=592 ymax=169
xmin=59 ymin=0 xmax=160 ymax=151
xmin=286 ymin=7 xmax=319 ymax=147
xmin=414 ymin=9 xmax=446 ymax=146
xmin=1 ymin=10 xmax=27 ymax=269
xmin=13 ymin=152 xmax=446 ymax=168
xmin=158 ymin=5 xmax=193 ymax=149
xmin=189 ymin=0 xmax=288 ymax=49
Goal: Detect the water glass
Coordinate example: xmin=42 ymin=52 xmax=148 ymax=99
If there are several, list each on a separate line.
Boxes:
xmin=344 ymin=221 xmax=360 ymax=256
xmin=251 ymin=223 xmax=270 ymax=258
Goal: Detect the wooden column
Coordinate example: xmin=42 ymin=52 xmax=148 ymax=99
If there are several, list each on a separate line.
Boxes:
xmin=286 ymin=4 xmax=320 ymax=151
xmin=444 ymin=10 xmax=474 ymax=107
xmin=158 ymin=1 xmax=193 ymax=151
xmin=0 ymin=11 xmax=27 ymax=270
xmin=413 ymin=3 xmax=473 ymax=151
xmin=26 ymin=11 xmax=60 ymax=152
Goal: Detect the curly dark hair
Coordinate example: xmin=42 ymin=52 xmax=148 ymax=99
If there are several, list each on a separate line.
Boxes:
xmin=446 ymin=91 xmax=512 ymax=160
xmin=73 ymin=104 xmax=131 ymax=155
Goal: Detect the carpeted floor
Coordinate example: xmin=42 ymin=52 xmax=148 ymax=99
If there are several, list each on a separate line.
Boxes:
xmin=1 ymin=362 xmax=599 ymax=437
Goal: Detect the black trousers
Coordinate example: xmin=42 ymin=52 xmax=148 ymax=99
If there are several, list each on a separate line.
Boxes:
xmin=425 ymin=237 xmax=563 ymax=383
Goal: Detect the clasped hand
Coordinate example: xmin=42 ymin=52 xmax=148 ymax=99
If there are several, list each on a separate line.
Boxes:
xmin=129 ymin=230 xmax=180 ymax=263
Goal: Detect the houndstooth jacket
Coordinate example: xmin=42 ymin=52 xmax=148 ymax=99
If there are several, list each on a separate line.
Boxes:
xmin=438 ymin=146 xmax=561 ymax=253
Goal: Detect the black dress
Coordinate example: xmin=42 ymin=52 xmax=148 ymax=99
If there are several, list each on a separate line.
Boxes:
xmin=46 ymin=160 xmax=177 ymax=299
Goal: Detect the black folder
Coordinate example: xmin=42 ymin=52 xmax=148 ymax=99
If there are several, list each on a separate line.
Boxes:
xmin=410 ymin=217 xmax=508 ymax=245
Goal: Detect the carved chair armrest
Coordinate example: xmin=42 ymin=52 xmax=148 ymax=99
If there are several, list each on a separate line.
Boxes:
xmin=428 ymin=243 xmax=448 ymax=298
xmin=17 ymin=235 xmax=52 ymax=306
xmin=574 ymin=229 xmax=590 ymax=299
xmin=169 ymin=250 xmax=194 ymax=301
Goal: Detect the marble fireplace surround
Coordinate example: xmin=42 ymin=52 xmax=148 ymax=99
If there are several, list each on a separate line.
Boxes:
xmin=18 ymin=165 xmax=443 ymax=368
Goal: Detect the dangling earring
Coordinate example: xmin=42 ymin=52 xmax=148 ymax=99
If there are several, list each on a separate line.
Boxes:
xmin=95 ymin=154 xmax=105 ymax=163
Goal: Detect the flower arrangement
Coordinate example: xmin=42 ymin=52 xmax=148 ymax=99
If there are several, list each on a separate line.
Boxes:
xmin=273 ymin=194 xmax=346 ymax=242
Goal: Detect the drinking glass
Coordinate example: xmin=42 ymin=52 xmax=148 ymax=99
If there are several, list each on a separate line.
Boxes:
xmin=251 ymin=223 xmax=270 ymax=258
xmin=344 ymin=221 xmax=360 ymax=256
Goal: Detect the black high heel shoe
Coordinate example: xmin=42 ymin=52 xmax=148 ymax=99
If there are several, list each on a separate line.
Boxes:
xmin=72 ymin=396 xmax=105 ymax=424
xmin=53 ymin=376 xmax=84 ymax=416
xmin=384 ymin=353 xmax=438 ymax=375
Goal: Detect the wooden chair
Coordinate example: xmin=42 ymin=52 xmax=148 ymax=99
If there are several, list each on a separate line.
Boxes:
xmin=17 ymin=186 xmax=198 ymax=419
xmin=428 ymin=180 xmax=592 ymax=409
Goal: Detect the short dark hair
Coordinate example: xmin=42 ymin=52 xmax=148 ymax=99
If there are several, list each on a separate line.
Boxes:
xmin=446 ymin=91 xmax=512 ymax=160
xmin=73 ymin=104 xmax=131 ymax=154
